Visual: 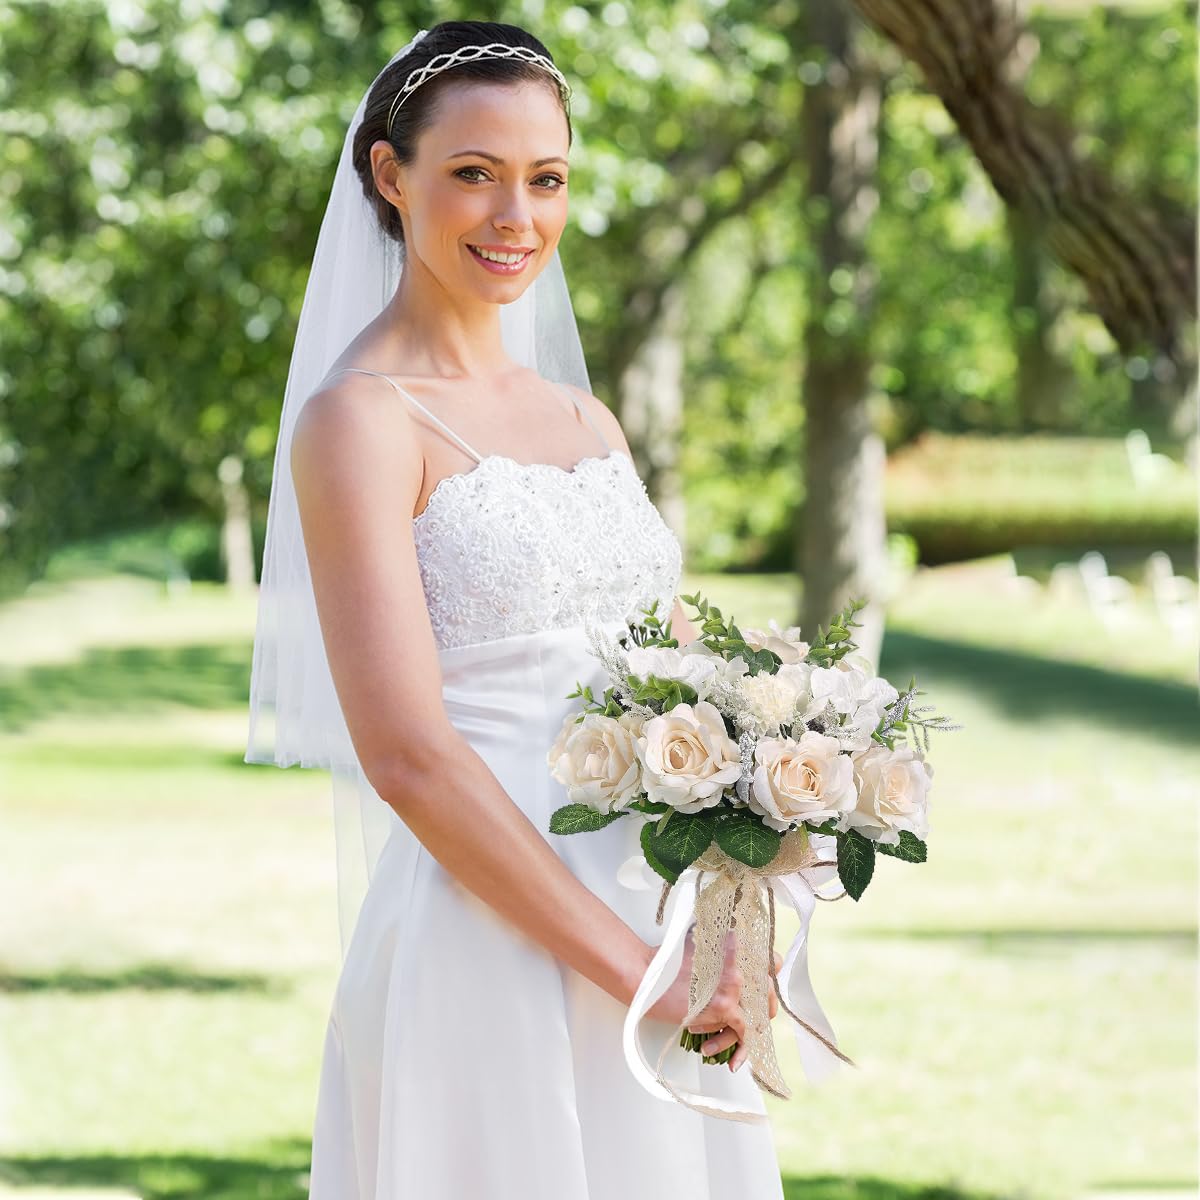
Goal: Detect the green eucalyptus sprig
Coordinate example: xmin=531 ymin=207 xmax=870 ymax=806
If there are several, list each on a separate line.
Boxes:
xmin=677 ymin=592 xmax=780 ymax=677
xmin=803 ymin=597 xmax=868 ymax=667
xmin=624 ymin=674 xmax=697 ymax=714
xmin=622 ymin=597 xmax=678 ymax=648
xmin=563 ymin=680 xmax=623 ymax=720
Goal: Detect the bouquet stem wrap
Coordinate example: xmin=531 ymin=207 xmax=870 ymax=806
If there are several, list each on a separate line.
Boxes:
xmin=621 ymin=827 xmax=856 ymax=1123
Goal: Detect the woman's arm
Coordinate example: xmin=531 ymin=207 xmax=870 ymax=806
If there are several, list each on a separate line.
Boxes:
xmin=291 ymin=374 xmax=654 ymax=1006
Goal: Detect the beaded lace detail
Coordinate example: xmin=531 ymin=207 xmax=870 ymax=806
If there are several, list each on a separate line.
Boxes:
xmin=412 ymin=450 xmax=683 ymax=651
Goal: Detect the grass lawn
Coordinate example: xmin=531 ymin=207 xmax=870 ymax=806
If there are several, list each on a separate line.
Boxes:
xmin=0 ymin=554 xmax=1195 ymax=1199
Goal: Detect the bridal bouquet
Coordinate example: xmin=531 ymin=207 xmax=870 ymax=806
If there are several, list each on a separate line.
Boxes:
xmin=546 ymin=593 xmax=959 ymax=1122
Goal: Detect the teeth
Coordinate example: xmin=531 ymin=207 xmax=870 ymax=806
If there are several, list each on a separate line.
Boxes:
xmin=471 ymin=245 xmax=529 ymax=264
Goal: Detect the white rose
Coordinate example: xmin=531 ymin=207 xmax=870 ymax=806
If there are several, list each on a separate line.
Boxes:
xmin=741 ymin=619 xmax=810 ymax=665
xmin=749 ymin=730 xmax=857 ymax=832
xmin=625 ymin=643 xmax=724 ymax=701
xmin=547 ymin=711 xmax=644 ymax=814
xmin=637 ymin=701 xmax=743 ymax=813
xmin=802 ymin=664 xmax=899 ymax=752
xmin=845 ymin=744 xmax=932 ymax=845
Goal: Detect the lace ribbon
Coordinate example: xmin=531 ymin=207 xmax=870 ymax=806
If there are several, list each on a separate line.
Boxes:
xmin=620 ymin=826 xmax=856 ymax=1123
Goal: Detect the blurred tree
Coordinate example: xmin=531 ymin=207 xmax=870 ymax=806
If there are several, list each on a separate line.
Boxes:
xmin=849 ymin=0 xmax=1197 ymax=369
xmin=0 ymin=0 xmax=1194 ymax=600
xmin=791 ymin=2 xmax=889 ymax=664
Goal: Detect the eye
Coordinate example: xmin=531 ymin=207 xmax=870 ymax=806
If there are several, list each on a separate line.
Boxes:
xmin=453 ymin=166 xmax=566 ymax=191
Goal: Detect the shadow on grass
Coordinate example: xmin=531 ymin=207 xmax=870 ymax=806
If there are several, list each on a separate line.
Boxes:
xmin=0 ymin=962 xmax=282 ymax=997
xmin=880 ymin=629 xmax=1199 ymax=748
xmin=0 ymin=1147 xmax=1013 ymax=1199
xmin=0 ymin=642 xmax=251 ymax=734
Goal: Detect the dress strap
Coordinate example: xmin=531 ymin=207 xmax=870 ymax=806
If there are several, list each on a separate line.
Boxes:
xmin=558 ymin=384 xmax=611 ymax=454
xmin=337 ymin=367 xmax=484 ymax=463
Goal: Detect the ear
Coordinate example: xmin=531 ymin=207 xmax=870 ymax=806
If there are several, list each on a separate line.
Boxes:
xmin=370 ymin=140 xmax=407 ymax=214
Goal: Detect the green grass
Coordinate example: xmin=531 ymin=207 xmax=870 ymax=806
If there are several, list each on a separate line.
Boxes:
xmin=0 ymin=559 xmax=1195 ymax=1199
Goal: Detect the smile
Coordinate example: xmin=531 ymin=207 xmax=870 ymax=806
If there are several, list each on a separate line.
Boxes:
xmin=468 ymin=244 xmax=534 ymax=273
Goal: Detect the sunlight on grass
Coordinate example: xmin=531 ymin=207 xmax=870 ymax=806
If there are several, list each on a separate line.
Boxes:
xmin=0 ymin=565 xmax=1194 ymax=1199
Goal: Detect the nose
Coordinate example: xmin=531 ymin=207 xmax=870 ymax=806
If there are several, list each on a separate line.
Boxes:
xmin=492 ymin=185 xmax=534 ymax=238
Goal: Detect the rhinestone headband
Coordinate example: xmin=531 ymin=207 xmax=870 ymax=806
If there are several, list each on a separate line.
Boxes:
xmin=386 ymin=42 xmax=572 ymax=138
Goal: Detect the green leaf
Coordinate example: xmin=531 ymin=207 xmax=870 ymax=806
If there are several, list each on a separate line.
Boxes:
xmin=645 ymin=809 xmax=717 ymax=873
xmin=713 ymin=811 xmax=783 ymax=867
xmin=874 ymin=830 xmax=927 ymax=863
xmin=640 ymin=820 xmax=679 ymax=884
xmin=836 ymin=828 xmax=875 ymax=900
xmin=549 ymin=804 xmax=626 ymax=835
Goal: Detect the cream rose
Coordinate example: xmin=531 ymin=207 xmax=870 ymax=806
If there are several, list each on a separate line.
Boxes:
xmin=636 ymin=701 xmax=743 ymax=813
xmin=741 ymin=619 xmax=810 ymax=665
xmin=845 ymin=744 xmax=932 ymax=845
xmin=546 ymin=711 xmax=644 ymax=814
xmin=748 ymin=730 xmax=857 ymax=833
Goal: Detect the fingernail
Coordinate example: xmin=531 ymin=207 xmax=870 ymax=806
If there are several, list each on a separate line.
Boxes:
xmin=702 ymin=1040 xmax=717 ymax=1054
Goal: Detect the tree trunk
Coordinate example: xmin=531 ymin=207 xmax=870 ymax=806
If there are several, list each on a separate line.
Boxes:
xmin=795 ymin=3 xmax=889 ymax=672
xmin=219 ymin=454 xmax=255 ymax=592
xmin=618 ymin=281 xmax=688 ymax=549
xmin=1009 ymin=202 xmax=1076 ymax=430
xmin=849 ymin=0 xmax=1196 ymax=364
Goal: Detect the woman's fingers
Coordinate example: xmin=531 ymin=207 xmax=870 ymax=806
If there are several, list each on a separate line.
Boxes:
xmin=699 ymin=1027 xmax=737 ymax=1056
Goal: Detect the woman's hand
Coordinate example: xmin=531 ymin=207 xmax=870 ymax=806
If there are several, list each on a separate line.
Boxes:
xmin=644 ymin=927 xmax=747 ymax=1069
xmin=641 ymin=930 xmax=785 ymax=1072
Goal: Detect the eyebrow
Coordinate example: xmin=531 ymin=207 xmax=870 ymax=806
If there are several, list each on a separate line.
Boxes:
xmin=445 ymin=150 xmax=568 ymax=168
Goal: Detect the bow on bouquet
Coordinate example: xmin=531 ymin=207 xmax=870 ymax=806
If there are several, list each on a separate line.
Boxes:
xmin=546 ymin=593 xmax=960 ymax=1123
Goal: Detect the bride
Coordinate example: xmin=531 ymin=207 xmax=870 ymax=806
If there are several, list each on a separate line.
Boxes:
xmin=245 ymin=19 xmax=788 ymax=1199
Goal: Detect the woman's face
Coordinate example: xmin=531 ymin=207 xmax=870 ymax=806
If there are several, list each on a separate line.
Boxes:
xmin=389 ymin=79 xmax=570 ymax=302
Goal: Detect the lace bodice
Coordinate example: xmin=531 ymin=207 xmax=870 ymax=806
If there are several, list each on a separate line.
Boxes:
xmin=339 ymin=369 xmax=683 ymax=651
xmin=412 ymin=450 xmax=682 ymax=649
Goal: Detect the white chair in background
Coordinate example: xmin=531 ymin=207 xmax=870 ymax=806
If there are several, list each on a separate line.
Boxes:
xmin=1077 ymin=550 xmax=1139 ymax=630
xmin=999 ymin=552 xmax=1041 ymax=600
xmin=1143 ymin=551 xmax=1198 ymax=643
xmin=1124 ymin=428 xmax=1177 ymax=488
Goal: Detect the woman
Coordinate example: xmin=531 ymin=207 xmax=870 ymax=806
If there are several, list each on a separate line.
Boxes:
xmin=245 ymin=20 xmax=787 ymax=1199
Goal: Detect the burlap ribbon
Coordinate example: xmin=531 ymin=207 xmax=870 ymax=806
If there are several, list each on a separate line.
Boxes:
xmin=621 ymin=826 xmax=857 ymax=1123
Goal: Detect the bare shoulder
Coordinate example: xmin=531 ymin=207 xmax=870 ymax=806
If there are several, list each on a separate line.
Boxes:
xmin=291 ymin=368 xmax=423 ymax=505
xmin=559 ymin=382 xmax=632 ymax=457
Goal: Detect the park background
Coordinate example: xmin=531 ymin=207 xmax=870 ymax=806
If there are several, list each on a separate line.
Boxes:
xmin=0 ymin=0 xmax=1197 ymax=1197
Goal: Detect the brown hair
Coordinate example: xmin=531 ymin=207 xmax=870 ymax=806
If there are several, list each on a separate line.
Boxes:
xmin=352 ymin=20 xmax=573 ymax=246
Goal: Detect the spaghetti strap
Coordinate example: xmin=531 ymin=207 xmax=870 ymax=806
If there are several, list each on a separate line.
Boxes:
xmin=557 ymin=384 xmax=611 ymax=454
xmin=337 ymin=367 xmax=484 ymax=463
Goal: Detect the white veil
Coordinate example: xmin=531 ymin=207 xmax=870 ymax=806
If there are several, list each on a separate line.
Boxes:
xmin=244 ymin=28 xmax=592 ymax=955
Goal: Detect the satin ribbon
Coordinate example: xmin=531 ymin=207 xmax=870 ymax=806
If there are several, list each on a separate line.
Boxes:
xmin=619 ymin=827 xmax=855 ymax=1123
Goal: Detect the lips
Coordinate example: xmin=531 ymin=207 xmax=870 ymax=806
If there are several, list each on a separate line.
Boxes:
xmin=467 ymin=244 xmax=534 ymax=273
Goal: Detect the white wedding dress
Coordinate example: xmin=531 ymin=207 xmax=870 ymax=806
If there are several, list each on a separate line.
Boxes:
xmin=307 ymin=369 xmax=786 ymax=1200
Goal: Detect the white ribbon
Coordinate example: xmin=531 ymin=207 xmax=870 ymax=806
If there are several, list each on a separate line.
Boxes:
xmin=619 ymin=832 xmax=849 ymax=1122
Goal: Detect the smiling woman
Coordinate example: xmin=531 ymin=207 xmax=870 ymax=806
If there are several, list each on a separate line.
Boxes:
xmin=245 ymin=18 xmax=784 ymax=1200
xmin=352 ymin=30 xmax=575 ymax=258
